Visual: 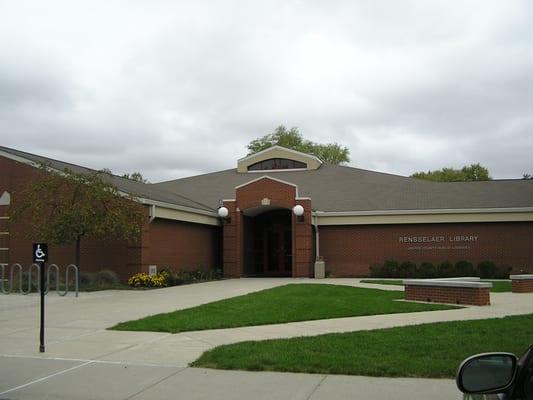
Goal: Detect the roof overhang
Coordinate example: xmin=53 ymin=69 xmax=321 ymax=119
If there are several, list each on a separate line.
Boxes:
xmin=0 ymin=148 xmax=219 ymax=226
xmin=138 ymin=198 xmax=219 ymax=225
xmin=313 ymin=207 xmax=533 ymax=225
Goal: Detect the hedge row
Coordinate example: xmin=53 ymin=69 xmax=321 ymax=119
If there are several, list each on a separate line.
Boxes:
xmin=369 ymin=260 xmax=511 ymax=279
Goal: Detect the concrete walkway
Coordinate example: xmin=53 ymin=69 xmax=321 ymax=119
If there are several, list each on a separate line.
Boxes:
xmin=1 ymin=278 xmax=532 ymax=399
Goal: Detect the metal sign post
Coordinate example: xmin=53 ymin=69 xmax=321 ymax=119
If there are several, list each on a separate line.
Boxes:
xmin=33 ymin=243 xmax=48 ymax=353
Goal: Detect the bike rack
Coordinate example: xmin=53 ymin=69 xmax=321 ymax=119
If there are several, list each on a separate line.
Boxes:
xmin=0 ymin=263 xmax=78 ymax=297
xmin=65 ymin=264 xmax=79 ymax=297
xmin=21 ymin=263 xmax=41 ymax=295
xmin=46 ymin=264 xmax=79 ymax=297
xmin=0 ymin=263 xmax=8 ymax=294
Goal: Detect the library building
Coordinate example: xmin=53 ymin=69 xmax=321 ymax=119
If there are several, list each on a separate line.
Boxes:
xmin=1 ymin=145 xmax=532 ymax=281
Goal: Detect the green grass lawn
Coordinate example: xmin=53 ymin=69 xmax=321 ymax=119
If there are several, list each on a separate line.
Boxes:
xmin=192 ymin=313 xmax=533 ymax=379
xmin=360 ymin=279 xmax=512 ymax=292
xmin=110 ymin=284 xmax=458 ymax=333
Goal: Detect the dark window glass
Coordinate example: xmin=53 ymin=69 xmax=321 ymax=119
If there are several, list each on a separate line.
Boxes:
xmin=248 ymin=158 xmax=306 ymax=171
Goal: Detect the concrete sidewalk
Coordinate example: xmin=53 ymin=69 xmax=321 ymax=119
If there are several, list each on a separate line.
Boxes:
xmin=0 ymin=357 xmax=459 ymax=400
xmin=1 ymin=278 xmax=531 ymax=399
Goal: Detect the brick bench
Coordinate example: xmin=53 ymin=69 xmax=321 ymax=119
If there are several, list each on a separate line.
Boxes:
xmin=510 ymin=275 xmax=533 ymax=293
xmin=403 ymin=277 xmax=492 ymax=306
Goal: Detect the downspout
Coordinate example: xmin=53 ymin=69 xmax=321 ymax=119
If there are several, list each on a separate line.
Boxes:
xmin=313 ymin=211 xmax=320 ymax=260
xmin=149 ymin=204 xmax=156 ymax=223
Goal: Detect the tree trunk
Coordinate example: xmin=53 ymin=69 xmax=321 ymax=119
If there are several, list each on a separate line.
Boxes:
xmin=75 ymin=235 xmax=81 ymax=272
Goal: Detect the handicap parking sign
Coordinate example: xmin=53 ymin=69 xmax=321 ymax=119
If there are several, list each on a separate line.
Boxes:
xmin=33 ymin=243 xmax=48 ymax=263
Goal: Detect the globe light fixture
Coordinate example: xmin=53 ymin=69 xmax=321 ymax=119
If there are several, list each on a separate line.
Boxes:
xmin=293 ymin=204 xmax=304 ymax=216
xmin=218 ymin=206 xmax=229 ymax=219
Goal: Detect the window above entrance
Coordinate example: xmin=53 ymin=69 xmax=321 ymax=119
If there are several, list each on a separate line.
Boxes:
xmin=237 ymin=145 xmax=322 ymax=173
xmin=248 ymin=158 xmax=306 ymax=171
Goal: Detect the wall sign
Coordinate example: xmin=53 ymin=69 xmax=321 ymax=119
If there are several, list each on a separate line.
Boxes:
xmin=398 ymin=234 xmax=479 ymax=251
xmin=399 ymin=235 xmax=478 ymax=244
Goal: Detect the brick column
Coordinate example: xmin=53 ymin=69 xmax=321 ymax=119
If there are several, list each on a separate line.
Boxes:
xmin=293 ymin=199 xmax=313 ymax=277
xmin=222 ymin=201 xmax=242 ymax=277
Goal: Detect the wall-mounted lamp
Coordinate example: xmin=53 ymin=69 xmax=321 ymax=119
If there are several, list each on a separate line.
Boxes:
xmin=218 ymin=206 xmax=231 ymax=223
xmin=293 ymin=204 xmax=304 ymax=222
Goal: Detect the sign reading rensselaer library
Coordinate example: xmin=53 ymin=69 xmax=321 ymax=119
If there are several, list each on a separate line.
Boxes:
xmin=399 ymin=235 xmax=479 ymax=244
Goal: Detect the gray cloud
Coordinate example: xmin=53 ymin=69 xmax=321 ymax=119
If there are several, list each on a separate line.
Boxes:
xmin=1 ymin=0 xmax=532 ymax=181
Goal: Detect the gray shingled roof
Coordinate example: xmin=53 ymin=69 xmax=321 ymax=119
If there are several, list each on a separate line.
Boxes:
xmin=154 ymin=164 xmax=533 ymax=212
xmin=0 ymin=146 xmax=215 ymax=212
xmin=3 ymin=145 xmax=531 ymax=213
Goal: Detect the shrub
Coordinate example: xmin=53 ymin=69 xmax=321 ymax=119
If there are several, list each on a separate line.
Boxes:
xmin=175 ymin=268 xmax=224 ymax=284
xmin=369 ymin=263 xmax=384 ymax=277
xmin=398 ymin=261 xmax=417 ymax=278
xmin=128 ymin=271 xmax=169 ymax=288
xmin=79 ymin=272 xmax=94 ymax=287
xmin=180 ymin=270 xmax=205 ymax=283
xmin=93 ymin=270 xmax=119 ymax=286
xmin=382 ymin=260 xmax=399 ymax=278
xmin=417 ymin=262 xmax=436 ymax=278
xmin=494 ymin=265 xmax=512 ymax=279
xmin=455 ymin=261 xmax=474 ymax=277
xmin=437 ymin=261 xmax=454 ymax=278
xmin=137 ymin=267 xmax=224 ymax=288
xmin=211 ymin=268 xmax=224 ymax=280
xmin=476 ymin=261 xmax=497 ymax=279
xmin=160 ymin=267 xmax=177 ymax=286
xmin=369 ymin=259 xmax=512 ymax=279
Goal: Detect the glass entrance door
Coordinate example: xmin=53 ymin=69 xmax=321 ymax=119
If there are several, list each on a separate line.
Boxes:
xmin=265 ymin=226 xmax=292 ymax=275
xmin=244 ymin=209 xmax=292 ymax=277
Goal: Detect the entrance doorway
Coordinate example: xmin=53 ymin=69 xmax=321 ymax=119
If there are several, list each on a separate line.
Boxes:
xmin=243 ymin=209 xmax=292 ymax=277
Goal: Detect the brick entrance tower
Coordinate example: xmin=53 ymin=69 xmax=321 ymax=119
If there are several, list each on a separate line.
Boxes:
xmin=222 ymin=176 xmax=313 ymax=278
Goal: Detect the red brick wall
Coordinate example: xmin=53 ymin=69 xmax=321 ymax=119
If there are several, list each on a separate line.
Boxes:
xmin=405 ymin=284 xmax=490 ymax=306
xmin=320 ymin=222 xmax=533 ymax=277
xmin=235 ymin=177 xmax=297 ymax=211
xmin=512 ymin=279 xmax=533 ymax=293
xmin=0 ymin=155 xmax=220 ymax=283
xmin=141 ymin=218 xmax=220 ymax=275
xmin=0 ymin=204 xmax=8 ymax=265
xmin=0 ymin=155 xmax=143 ymax=282
xmin=223 ymin=177 xmax=313 ymax=278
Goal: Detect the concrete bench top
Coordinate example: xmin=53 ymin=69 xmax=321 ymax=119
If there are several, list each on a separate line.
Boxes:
xmin=403 ymin=278 xmax=492 ymax=288
xmin=428 ymin=277 xmax=480 ymax=282
xmin=510 ymin=274 xmax=533 ymax=280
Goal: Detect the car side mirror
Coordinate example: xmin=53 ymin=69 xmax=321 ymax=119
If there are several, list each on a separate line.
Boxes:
xmin=457 ymin=353 xmax=518 ymax=394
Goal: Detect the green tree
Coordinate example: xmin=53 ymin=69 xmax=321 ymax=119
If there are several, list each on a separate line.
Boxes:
xmin=411 ymin=163 xmax=491 ymax=182
xmin=247 ymin=125 xmax=350 ymax=164
xmin=11 ymin=163 xmax=146 ymax=269
xmin=522 ymin=173 xmax=533 ymax=180
xmin=122 ymin=172 xmax=148 ymax=183
xmin=101 ymin=168 xmax=148 ymax=183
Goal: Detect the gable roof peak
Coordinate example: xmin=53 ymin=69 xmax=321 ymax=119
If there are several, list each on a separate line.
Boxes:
xmin=237 ymin=145 xmax=322 ymax=173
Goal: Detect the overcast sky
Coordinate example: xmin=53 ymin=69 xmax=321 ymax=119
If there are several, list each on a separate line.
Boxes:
xmin=1 ymin=1 xmax=532 ymax=182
